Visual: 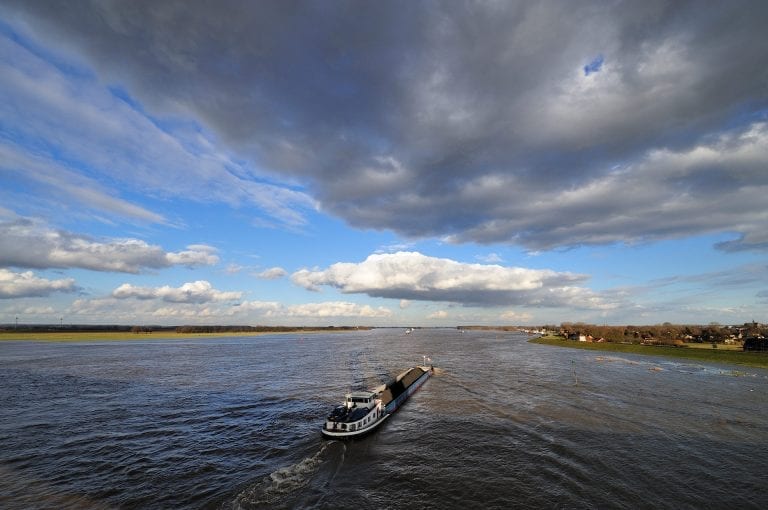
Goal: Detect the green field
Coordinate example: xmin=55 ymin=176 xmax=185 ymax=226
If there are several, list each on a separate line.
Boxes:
xmin=530 ymin=336 xmax=768 ymax=369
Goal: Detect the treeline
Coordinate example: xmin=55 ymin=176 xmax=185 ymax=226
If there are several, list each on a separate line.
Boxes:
xmin=558 ymin=322 xmax=767 ymax=344
xmin=0 ymin=324 xmax=373 ymax=334
xmin=172 ymin=325 xmax=369 ymax=334
xmin=458 ymin=325 xmax=521 ymax=331
xmin=1 ymin=324 xmax=167 ymax=333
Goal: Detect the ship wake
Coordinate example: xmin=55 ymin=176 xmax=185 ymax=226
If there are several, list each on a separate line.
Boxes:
xmin=225 ymin=442 xmax=332 ymax=509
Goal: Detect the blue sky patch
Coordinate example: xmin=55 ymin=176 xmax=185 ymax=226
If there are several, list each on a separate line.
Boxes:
xmin=583 ymin=54 xmax=604 ymax=76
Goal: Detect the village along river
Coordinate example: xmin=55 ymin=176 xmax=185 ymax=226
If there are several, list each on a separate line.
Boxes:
xmin=1 ymin=329 xmax=767 ymax=509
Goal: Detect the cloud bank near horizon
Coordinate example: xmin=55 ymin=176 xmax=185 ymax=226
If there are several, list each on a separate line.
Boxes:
xmin=71 ymin=287 xmax=392 ymax=322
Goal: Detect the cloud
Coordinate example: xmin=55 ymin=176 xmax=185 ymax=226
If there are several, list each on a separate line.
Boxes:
xmin=4 ymin=1 xmax=768 ymax=251
xmin=68 ymin=296 xmax=217 ymax=321
xmin=500 ymin=310 xmax=534 ymax=322
xmin=65 ymin=294 xmax=391 ymax=323
xmin=232 ymin=300 xmax=282 ymax=314
xmin=0 ymin=142 xmax=166 ymax=225
xmin=21 ymin=306 xmax=56 ymax=315
xmin=446 ymin=122 xmax=768 ymax=250
xmin=0 ymin=23 xmax=315 ymax=228
xmin=165 ymin=245 xmax=220 ymax=267
xmin=255 ymin=267 xmax=287 ymax=280
xmin=112 ymin=281 xmax=241 ymax=304
xmin=476 ymin=252 xmax=503 ymax=264
xmin=0 ymin=269 xmax=77 ymax=298
xmin=225 ymin=264 xmax=244 ymax=274
xmin=292 ymin=251 xmax=617 ymax=309
xmin=0 ymin=217 xmax=219 ymax=273
xmin=427 ymin=310 xmax=448 ymax=319
xmin=279 ymin=302 xmax=392 ymax=318
xmin=73 ymin=277 xmax=390 ymax=322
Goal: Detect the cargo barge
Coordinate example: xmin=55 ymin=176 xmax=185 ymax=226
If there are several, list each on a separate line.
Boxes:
xmin=321 ymin=363 xmax=433 ymax=438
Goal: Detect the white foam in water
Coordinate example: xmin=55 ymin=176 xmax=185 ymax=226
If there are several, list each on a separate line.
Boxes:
xmin=268 ymin=444 xmax=326 ymax=490
xmin=227 ymin=442 xmax=330 ymax=508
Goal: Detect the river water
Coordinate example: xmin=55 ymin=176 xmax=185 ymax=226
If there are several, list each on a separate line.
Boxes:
xmin=1 ymin=329 xmax=767 ymax=509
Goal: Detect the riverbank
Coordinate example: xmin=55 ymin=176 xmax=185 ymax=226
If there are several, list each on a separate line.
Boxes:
xmin=0 ymin=329 xmax=353 ymax=342
xmin=530 ymin=336 xmax=768 ymax=369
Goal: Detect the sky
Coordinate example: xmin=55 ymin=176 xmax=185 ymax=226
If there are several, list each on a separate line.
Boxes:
xmin=1 ymin=0 xmax=767 ymax=327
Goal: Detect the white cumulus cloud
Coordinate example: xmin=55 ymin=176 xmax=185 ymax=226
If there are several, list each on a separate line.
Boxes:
xmin=291 ymin=251 xmax=611 ymax=309
xmin=255 ymin=267 xmax=287 ymax=280
xmin=500 ymin=310 xmax=534 ymax=322
xmin=165 ymin=245 xmax=220 ymax=267
xmin=0 ymin=269 xmax=77 ymax=299
xmin=280 ymin=301 xmax=393 ymax=318
xmin=112 ymin=281 xmax=241 ymax=304
xmin=0 ymin=218 xmax=219 ymax=273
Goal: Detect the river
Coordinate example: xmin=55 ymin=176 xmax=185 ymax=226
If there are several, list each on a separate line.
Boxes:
xmin=1 ymin=329 xmax=767 ymax=508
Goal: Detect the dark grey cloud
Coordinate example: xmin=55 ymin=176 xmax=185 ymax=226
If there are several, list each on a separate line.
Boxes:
xmin=5 ymin=0 xmax=768 ymax=250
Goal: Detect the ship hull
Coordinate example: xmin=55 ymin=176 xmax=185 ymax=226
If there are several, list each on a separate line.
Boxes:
xmin=320 ymin=413 xmax=390 ymax=438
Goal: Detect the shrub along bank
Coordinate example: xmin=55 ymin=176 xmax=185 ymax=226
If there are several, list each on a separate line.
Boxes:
xmin=530 ymin=335 xmax=768 ymax=369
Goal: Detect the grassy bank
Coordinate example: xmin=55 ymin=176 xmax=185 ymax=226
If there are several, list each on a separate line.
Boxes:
xmin=530 ymin=336 xmax=768 ymax=369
